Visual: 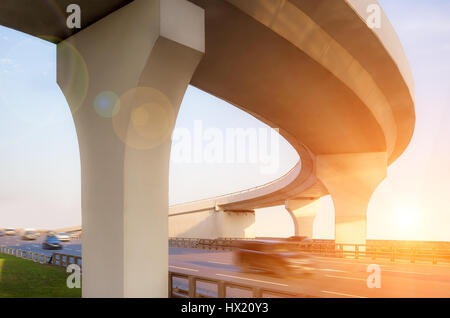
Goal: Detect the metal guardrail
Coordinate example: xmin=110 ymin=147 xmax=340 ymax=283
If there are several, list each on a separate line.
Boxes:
xmin=169 ymin=238 xmax=450 ymax=265
xmin=0 ymin=246 xmax=82 ymax=269
xmin=0 ymin=246 xmax=51 ymax=264
xmin=169 ymin=237 xmax=256 ymax=250
xmin=48 ymin=252 xmax=82 ymax=268
xmin=169 ymin=272 xmax=307 ymax=298
xmin=169 ymin=237 xmax=201 ymax=249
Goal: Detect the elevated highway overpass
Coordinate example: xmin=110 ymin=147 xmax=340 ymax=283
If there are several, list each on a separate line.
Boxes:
xmin=0 ymin=0 xmax=415 ymax=297
xmin=169 ymin=0 xmax=415 ymax=242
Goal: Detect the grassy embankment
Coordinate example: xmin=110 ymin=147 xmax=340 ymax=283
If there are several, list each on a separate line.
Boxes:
xmin=0 ymin=253 xmax=81 ymax=297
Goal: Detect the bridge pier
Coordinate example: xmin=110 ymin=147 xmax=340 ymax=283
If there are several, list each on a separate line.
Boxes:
xmin=218 ymin=210 xmax=256 ymax=239
xmin=169 ymin=209 xmax=255 ymax=239
xmin=57 ymin=0 xmax=204 ymax=297
xmin=316 ymin=152 xmax=387 ymax=246
xmin=285 ymin=199 xmax=320 ymax=238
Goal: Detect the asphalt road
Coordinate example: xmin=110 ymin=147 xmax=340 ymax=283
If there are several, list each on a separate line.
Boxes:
xmin=169 ymin=248 xmax=450 ymax=298
xmin=0 ymin=234 xmax=81 ymax=257
xmin=1 ymin=235 xmax=449 ymax=298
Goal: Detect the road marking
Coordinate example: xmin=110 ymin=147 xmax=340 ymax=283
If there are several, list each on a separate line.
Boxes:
xmin=216 ymin=273 xmax=288 ymax=287
xmin=169 ymin=265 xmax=198 ymax=272
xmin=325 ymin=274 xmax=366 ymax=281
xmin=317 ymin=258 xmax=434 ymax=275
xmin=319 ymin=268 xmax=347 ymax=273
xmin=382 ymin=269 xmax=430 ymax=275
xmin=314 ymin=256 xmax=450 ymax=268
xmin=315 ymin=257 xmax=374 ymax=266
xmin=321 ymin=290 xmax=367 ymax=298
xmin=208 ymin=261 xmax=232 ymax=265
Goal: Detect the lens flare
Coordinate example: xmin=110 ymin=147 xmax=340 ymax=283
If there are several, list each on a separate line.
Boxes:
xmin=94 ymin=91 xmax=120 ymax=118
xmin=112 ymin=87 xmax=175 ymax=150
xmin=56 ymin=40 xmax=89 ymax=115
xmin=395 ymin=206 xmax=420 ymax=238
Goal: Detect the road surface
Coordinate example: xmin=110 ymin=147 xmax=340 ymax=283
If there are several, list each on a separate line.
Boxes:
xmin=1 ymin=235 xmax=449 ymax=298
xmin=0 ymin=234 xmax=81 ymax=257
xmin=169 ymin=248 xmax=450 ymax=298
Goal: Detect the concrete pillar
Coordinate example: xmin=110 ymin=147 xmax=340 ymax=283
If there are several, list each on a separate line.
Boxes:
xmin=218 ymin=210 xmax=256 ymax=238
xmin=168 ymin=209 xmax=256 ymax=239
xmin=285 ymin=199 xmax=321 ymax=238
xmin=316 ymin=152 xmax=387 ymax=246
xmin=57 ymin=0 xmax=204 ymax=297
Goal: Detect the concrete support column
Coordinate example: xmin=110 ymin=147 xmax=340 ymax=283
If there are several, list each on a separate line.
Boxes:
xmin=285 ymin=199 xmax=320 ymax=238
xmin=316 ymin=152 xmax=387 ymax=246
xmin=218 ymin=210 xmax=256 ymax=238
xmin=168 ymin=209 xmax=256 ymax=239
xmin=57 ymin=0 xmax=204 ymax=297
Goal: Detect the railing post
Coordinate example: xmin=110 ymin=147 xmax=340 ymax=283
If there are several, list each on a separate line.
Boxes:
xmin=217 ymin=281 xmax=226 ymax=298
xmin=168 ymin=273 xmax=173 ymax=298
xmin=432 ymin=248 xmax=437 ymax=264
xmin=188 ymin=276 xmax=196 ymax=298
xmin=339 ymin=244 xmax=344 ymax=258
xmin=410 ymin=248 xmax=415 ymax=263
xmin=252 ymin=287 xmax=263 ymax=298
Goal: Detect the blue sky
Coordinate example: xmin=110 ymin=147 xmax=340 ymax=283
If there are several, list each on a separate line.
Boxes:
xmin=0 ymin=1 xmax=449 ymax=240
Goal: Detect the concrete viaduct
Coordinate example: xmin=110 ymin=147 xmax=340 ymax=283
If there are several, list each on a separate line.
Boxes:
xmin=0 ymin=0 xmax=415 ymax=297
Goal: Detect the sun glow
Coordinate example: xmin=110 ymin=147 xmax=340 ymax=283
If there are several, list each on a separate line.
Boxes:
xmin=394 ymin=206 xmax=420 ymax=238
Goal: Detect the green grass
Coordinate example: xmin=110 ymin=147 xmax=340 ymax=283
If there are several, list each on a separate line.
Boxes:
xmin=0 ymin=254 xmax=81 ymax=298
